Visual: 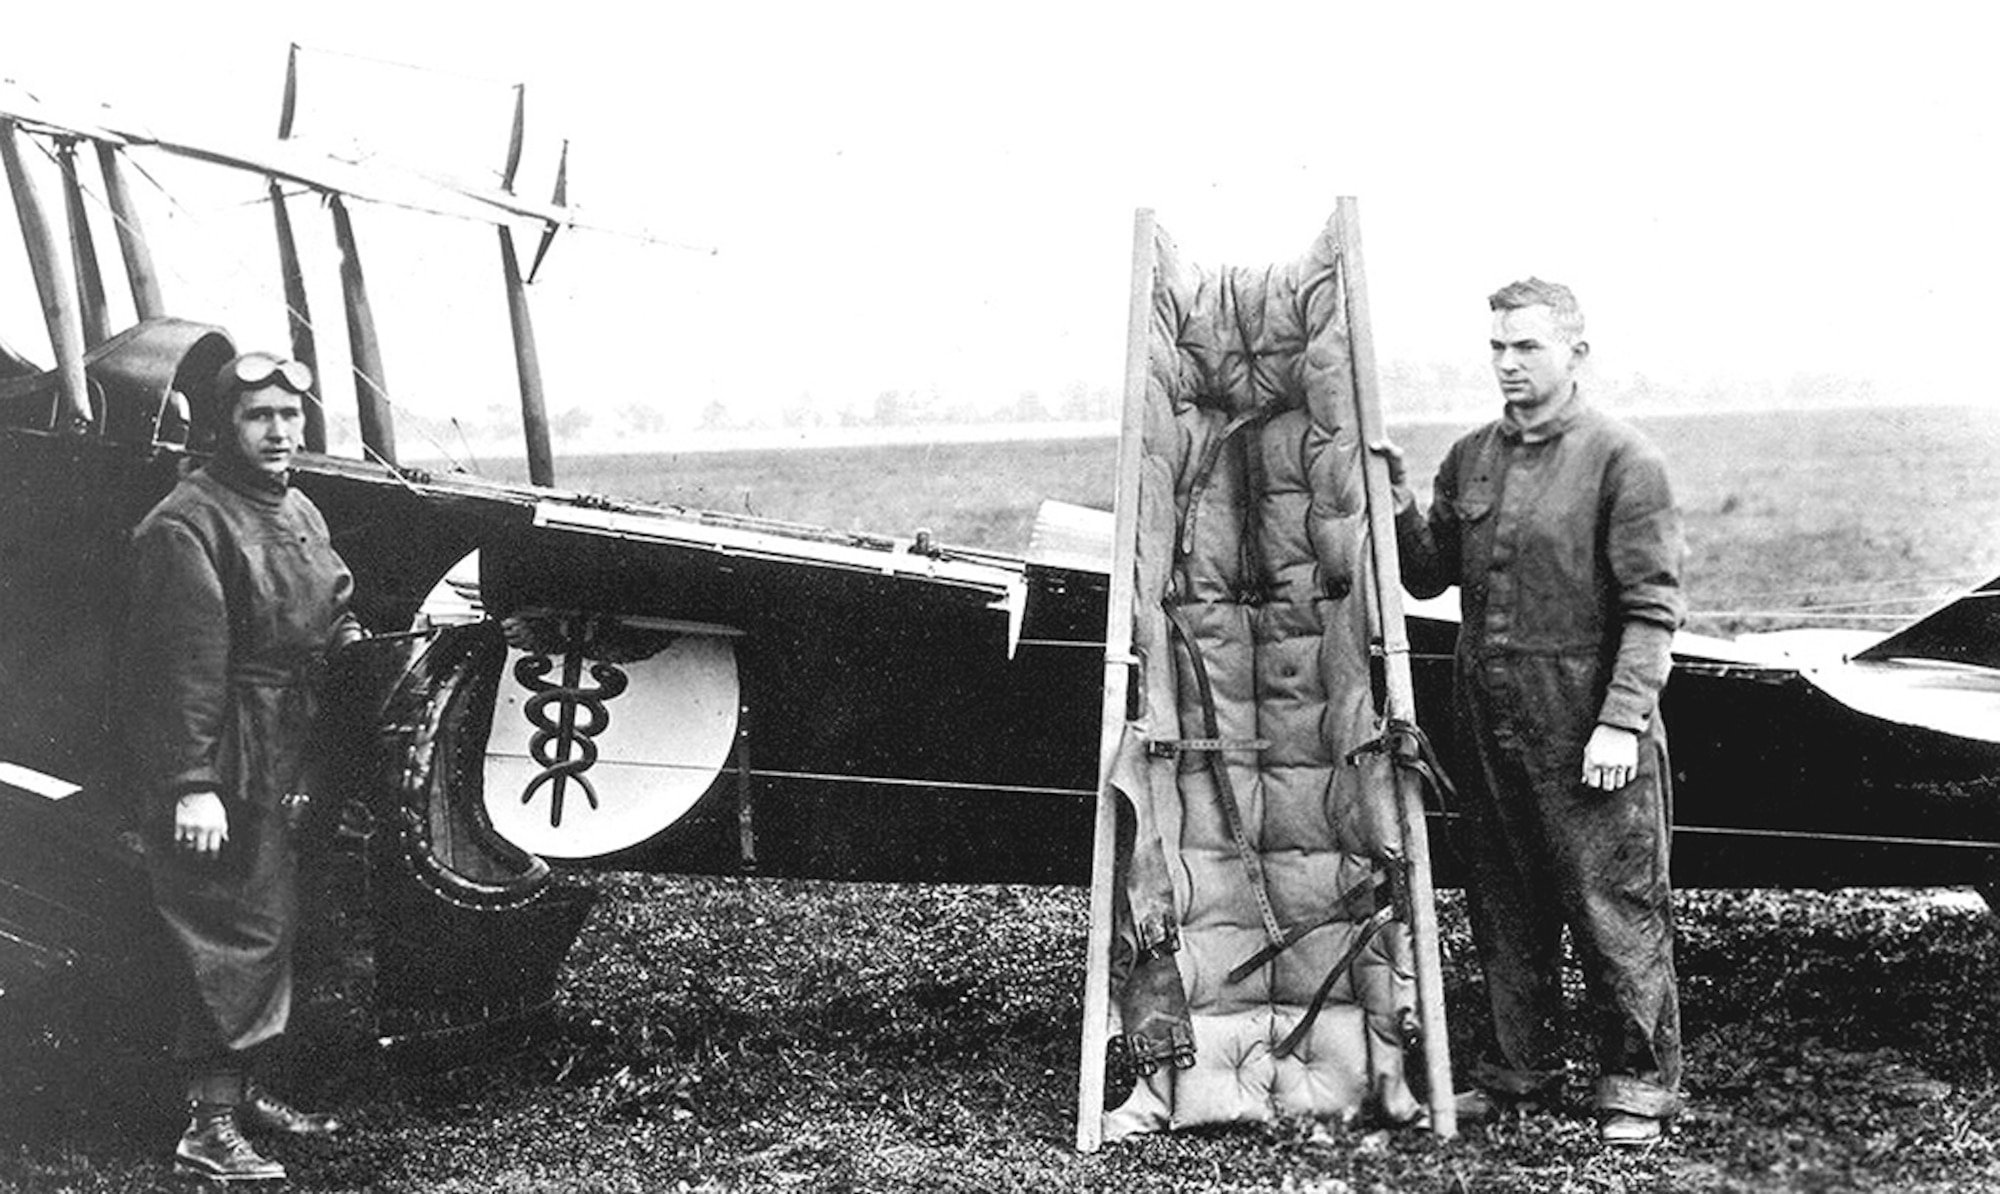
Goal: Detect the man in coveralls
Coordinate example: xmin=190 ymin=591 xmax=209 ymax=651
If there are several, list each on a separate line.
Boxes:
xmin=1382 ymin=279 xmax=1685 ymax=1146
xmin=124 ymin=352 xmax=362 ymax=1182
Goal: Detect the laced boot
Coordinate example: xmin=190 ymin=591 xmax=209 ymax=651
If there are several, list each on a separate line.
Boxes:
xmin=174 ymin=1101 xmax=287 ymax=1183
xmin=241 ymin=1080 xmax=345 ymax=1137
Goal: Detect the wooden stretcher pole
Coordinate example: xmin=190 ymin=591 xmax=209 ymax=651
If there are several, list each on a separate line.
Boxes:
xmin=1334 ymin=196 xmax=1457 ymax=1137
xmin=1075 ymin=206 xmax=1156 ymax=1153
xmin=1 ymin=118 xmax=91 ymax=434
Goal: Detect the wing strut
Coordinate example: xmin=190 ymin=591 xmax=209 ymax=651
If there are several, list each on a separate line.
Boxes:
xmin=55 ymin=139 xmax=110 ymax=348
xmin=330 ymin=192 xmax=397 ymax=465
xmin=273 ymin=43 xmax=326 ymax=451
xmin=95 ymin=142 xmax=165 ymax=322
xmin=0 ymin=118 xmax=91 ymax=432
xmin=499 ymin=83 xmax=555 ymax=487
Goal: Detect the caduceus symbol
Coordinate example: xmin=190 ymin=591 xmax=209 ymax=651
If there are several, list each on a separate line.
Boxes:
xmin=515 ymin=637 xmax=631 ymax=828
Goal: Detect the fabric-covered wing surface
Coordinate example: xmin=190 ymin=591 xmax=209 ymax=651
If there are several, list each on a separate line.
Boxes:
xmin=1100 ymin=218 xmax=1424 ymax=1136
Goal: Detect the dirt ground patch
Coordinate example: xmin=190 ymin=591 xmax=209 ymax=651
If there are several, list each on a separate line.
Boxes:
xmin=7 ymin=878 xmax=2000 ymax=1192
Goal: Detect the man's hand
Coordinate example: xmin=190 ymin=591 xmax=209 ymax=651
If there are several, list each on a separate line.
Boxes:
xmin=1369 ymin=439 xmax=1408 ymax=487
xmin=174 ymin=790 xmax=230 ymax=857
xmin=1581 ymin=725 xmax=1639 ymax=792
xmin=1369 ymin=439 xmax=1417 ymax=513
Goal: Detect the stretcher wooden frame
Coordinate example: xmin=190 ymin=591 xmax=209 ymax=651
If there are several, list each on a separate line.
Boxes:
xmin=1075 ymin=207 xmax=1156 ymax=1152
xmin=1074 ymin=200 xmax=1454 ymax=1150
xmin=1335 ymin=196 xmax=1456 ymax=1137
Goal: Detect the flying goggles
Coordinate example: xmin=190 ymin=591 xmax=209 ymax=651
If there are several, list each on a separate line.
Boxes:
xmin=217 ymin=353 xmax=314 ymax=398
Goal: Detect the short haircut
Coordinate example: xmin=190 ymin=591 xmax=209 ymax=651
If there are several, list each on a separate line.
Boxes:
xmin=1488 ymin=277 xmax=1586 ymax=344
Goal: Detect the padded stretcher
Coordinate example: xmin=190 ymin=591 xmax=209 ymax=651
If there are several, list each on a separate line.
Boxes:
xmin=1098 ymin=217 xmax=1426 ymax=1137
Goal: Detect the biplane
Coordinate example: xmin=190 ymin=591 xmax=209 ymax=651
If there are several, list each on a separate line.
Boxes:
xmin=2 ymin=61 xmax=1998 ymax=1067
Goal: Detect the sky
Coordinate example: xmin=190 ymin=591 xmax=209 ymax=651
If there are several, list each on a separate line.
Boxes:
xmin=5 ymin=2 xmax=1998 ymax=453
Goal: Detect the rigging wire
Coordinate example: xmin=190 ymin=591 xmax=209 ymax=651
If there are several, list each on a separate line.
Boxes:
xmin=110 ymin=173 xmax=431 ymax=486
xmin=1693 ymin=588 xmax=2000 ymax=624
xmin=1725 ymin=591 xmax=1980 ymax=612
xmin=448 ymin=416 xmax=485 ymax=477
xmin=48 ymin=134 xmax=479 ymax=481
xmin=1700 ymin=572 xmax=1993 ymax=609
xmin=1686 ymin=611 xmax=1913 ymax=624
xmin=489 ymin=751 xmax=1097 ymax=800
xmin=10 ymin=125 xmax=1996 ymax=601
xmin=288 ymin=44 xmax=718 ymax=257
xmin=481 ymin=752 xmax=2000 ymax=855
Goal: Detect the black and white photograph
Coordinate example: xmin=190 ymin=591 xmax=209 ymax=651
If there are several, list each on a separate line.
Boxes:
xmin=2 ymin=3 xmax=1997 ymax=1191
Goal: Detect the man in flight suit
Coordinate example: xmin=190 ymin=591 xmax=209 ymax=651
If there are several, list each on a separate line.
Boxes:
xmin=125 ymin=352 xmax=363 ymax=1182
xmin=1381 ymin=279 xmax=1685 ymax=1146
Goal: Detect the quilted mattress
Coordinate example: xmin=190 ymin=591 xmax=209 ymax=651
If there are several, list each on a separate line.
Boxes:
xmin=1098 ymin=216 xmax=1425 ymax=1137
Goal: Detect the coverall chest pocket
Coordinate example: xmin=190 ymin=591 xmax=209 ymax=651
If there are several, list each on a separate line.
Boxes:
xmin=1452 ymin=487 xmax=1495 ymax=524
xmin=1452 ymin=482 xmax=1499 ymax=598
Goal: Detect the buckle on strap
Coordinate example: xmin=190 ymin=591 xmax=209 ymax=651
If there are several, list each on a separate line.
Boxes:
xmin=1145 ymin=736 xmax=1272 ymax=760
xmin=1114 ymin=1029 xmax=1198 ymax=1078
xmin=1134 ymin=922 xmax=1181 ymax=962
xmin=1347 ymin=717 xmax=1459 ymax=805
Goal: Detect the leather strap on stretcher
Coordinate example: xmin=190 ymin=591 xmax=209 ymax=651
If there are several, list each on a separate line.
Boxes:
xmin=1114 ymin=942 xmax=1200 ymax=1077
xmin=1346 ymin=718 xmax=1457 ymax=807
xmin=1273 ymin=903 xmax=1397 ymax=1059
xmin=1264 ymin=724 xmax=1459 ymax=1059
xmin=1176 ymin=409 xmax=1278 ymax=607
xmin=1176 ymin=410 xmax=1263 ymax=560
xmin=1162 ymin=407 xmax=1287 ymax=949
xmin=1226 ymin=873 xmax=1390 ymax=985
xmin=1162 ymin=600 xmax=1286 ymax=948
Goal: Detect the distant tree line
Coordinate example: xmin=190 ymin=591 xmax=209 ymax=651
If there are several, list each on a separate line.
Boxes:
xmin=431 ymin=364 xmax=1883 ymax=447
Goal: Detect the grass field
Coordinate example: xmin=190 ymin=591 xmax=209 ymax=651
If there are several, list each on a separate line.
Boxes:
xmin=538 ymin=403 xmax=2000 ymax=636
xmin=5 ymin=401 xmax=2000 ymax=1192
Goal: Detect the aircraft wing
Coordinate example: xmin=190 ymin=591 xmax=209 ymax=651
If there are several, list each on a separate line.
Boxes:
xmin=149 ymin=132 xmax=573 ymax=226
xmin=0 ymin=78 xmax=127 ymax=142
xmin=525 ymin=500 xmax=1028 ymax=648
xmin=0 ymin=78 xmax=570 ymax=228
xmin=0 ymin=771 xmax=152 ymax=1012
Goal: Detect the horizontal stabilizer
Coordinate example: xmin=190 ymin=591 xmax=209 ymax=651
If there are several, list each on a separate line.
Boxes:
xmin=1853 ymin=576 xmax=2000 ymax=670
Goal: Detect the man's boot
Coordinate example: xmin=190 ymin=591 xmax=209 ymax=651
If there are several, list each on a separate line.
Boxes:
xmin=174 ymin=1101 xmax=287 ymax=1183
xmin=241 ymin=1080 xmax=344 ymax=1137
